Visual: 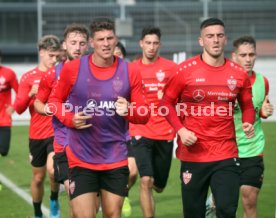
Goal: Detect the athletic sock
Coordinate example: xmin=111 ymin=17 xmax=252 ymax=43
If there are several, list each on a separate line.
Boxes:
xmin=33 ymin=201 xmax=43 ymax=217
xmin=50 ymin=191 xmax=59 ymax=200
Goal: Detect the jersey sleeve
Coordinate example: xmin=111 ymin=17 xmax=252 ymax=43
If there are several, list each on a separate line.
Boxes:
xmin=237 ymin=74 xmax=255 ymax=124
xmin=161 ymin=67 xmax=185 ymax=132
xmin=10 ymin=69 xmax=19 ymax=93
xmin=126 ymin=63 xmax=150 ymax=124
xmin=36 ymin=69 xmax=55 ymax=103
xmin=48 ymin=61 xmax=78 ymax=127
xmin=13 ymin=73 xmax=32 ymax=114
xmin=260 ymin=76 xmax=270 ymax=118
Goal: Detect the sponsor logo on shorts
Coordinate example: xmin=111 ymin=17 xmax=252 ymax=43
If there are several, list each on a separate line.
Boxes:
xmin=183 ymin=170 xmax=192 ymax=185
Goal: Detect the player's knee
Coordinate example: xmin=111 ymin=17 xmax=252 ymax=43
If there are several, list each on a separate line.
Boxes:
xmin=33 ymin=174 xmax=45 ymax=185
xmin=140 ymin=176 xmax=153 ymax=188
xmin=243 ymin=198 xmax=257 ymax=210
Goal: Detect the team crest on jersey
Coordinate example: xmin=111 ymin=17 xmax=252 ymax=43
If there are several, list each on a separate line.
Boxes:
xmin=183 ymin=171 xmax=192 ymax=184
xmin=112 ymin=77 xmax=123 ymax=92
xmin=227 ymin=76 xmax=237 ymax=91
xmin=156 ymin=70 xmax=165 ymax=82
xmin=69 ymin=180 xmax=76 ymax=195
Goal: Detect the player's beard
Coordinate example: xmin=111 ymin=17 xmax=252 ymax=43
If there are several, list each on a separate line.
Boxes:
xmin=206 ymin=47 xmax=224 ymax=59
xmin=67 ymin=54 xmax=74 ymax=61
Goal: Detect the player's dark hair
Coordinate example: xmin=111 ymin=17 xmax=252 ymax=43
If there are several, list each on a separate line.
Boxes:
xmin=140 ymin=26 xmax=161 ymax=40
xmin=89 ymin=17 xmax=115 ymax=37
xmin=116 ymin=41 xmax=127 ymax=58
xmin=64 ymin=23 xmax=89 ymax=41
xmin=233 ymin=35 xmax=256 ymax=52
xmin=200 ymin=17 xmax=225 ymax=30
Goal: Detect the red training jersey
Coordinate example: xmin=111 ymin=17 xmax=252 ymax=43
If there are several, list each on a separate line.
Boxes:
xmin=14 ymin=67 xmax=53 ymax=139
xmin=0 ymin=66 xmax=18 ymax=126
xmin=36 ymin=66 xmax=64 ymax=152
xmin=36 ymin=67 xmax=56 ymax=103
xmin=129 ymin=57 xmax=177 ymax=140
xmin=49 ymin=55 xmax=149 ymax=170
xmin=162 ymin=55 xmax=255 ymax=162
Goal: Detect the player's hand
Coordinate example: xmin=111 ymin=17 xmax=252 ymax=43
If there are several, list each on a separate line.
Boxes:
xmin=44 ymin=103 xmax=54 ymax=116
xmin=242 ymin=122 xmax=254 ymax=139
xmin=115 ymin=96 xmax=129 ymax=116
xmin=261 ymin=95 xmax=274 ymax=117
xmin=72 ymin=111 xmax=92 ymax=129
xmin=177 ymin=127 xmax=197 ymax=146
xmin=5 ymin=105 xmax=14 ymax=115
xmin=28 ymin=84 xmax=39 ymax=97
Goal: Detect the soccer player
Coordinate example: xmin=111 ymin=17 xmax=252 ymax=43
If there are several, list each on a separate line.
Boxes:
xmin=0 ymin=50 xmax=18 ymax=156
xmin=34 ymin=23 xmax=89 ymax=218
xmin=13 ymin=35 xmax=61 ymax=218
xmin=113 ymin=41 xmax=138 ymax=217
xmin=232 ymin=36 xmax=273 ymax=218
xmin=161 ymin=18 xmax=255 ymax=218
xmin=114 ymin=41 xmax=127 ymax=59
xmin=129 ymin=26 xmax=177 ymax=218
xmin=48 ymin=17 xmax=149 ymax=218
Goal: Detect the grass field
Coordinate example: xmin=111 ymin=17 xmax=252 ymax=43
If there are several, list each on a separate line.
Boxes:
xmin=0 ymin=123 xmax=276 ymax=218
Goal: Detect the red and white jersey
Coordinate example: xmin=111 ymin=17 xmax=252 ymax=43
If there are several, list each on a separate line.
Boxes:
xmin=36 ymin=66 xmax=64 ymax=152
xmin=129 ymin=57 xmax=177 ymax=140
xmin=0 ymin=66 xmax=18 ymax=126
xmin=162 ymin=55 xmax=255 ymax=162
xmin=36 ymin=67 xmax=56 ymax=103
xmin=14 ymin=67 xmax=53 ymax=139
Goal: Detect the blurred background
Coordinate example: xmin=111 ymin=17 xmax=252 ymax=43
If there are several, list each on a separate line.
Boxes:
xmin=0 ymin=0 xmax=275 ymax=121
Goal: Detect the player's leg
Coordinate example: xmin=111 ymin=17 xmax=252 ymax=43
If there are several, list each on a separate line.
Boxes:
xmin=100 ymin=166 xmax=129 ymax=218
xmin=29 ymin=138 xmax=48 ymax=218
xmin=46 ymin=138 xmax=60 ymax=218
xmin=31 ymin=166 xmax=46 ymax=217
xmin=127 ymin=140 xmax=138 ymax=189
xmin=53 ymin=150 xmax=74 ymax=217
xmin=71 ymin=192 xmax=99 ymax=218
xmin=122 ymin=140 xmax=138 ymax=217
xmin=152 ymin=139 xmax=174 ymax=193
xmin=132 ymin=136 xmax=155 ymax=217
xmin=0 ymin=126 xmax=11 ymax=156
xmin=210 ymin=158 xmax=240 ymax=218
xmin=240 ymin=156 xmax=264 ymax=218
xmin=180 ymin=161 xmax=210 ymax=218
xmin=69 ymin=167 xmax=100 ymax=218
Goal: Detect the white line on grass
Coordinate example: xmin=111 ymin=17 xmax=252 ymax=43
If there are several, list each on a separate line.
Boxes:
xmin=0 ymin=172 xmax=50 ymax=218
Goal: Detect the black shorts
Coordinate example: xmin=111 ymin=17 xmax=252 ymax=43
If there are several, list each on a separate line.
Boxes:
xmin=126 ymin=140 xmax=134 ymax=157
xmin=0 ymin=126 xmax=11 ymax=156
xmin=132 ymin=137 xmax=174 ymax=189
xmin=69 ymin=166 xmax=129 ymax=200
xmin=53 ymin=151 xmax=69 ymax=184
xmin=180 ymin=158 xmax=240 ymax=218
xmin=240 ymin=156 xmax=264 ymax=189
xmin=29 ymin=137 xmax=54 ymax=167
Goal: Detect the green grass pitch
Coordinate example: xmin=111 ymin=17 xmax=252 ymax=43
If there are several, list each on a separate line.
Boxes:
xmin=0 ymin=123 xmax=275 ymax=217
